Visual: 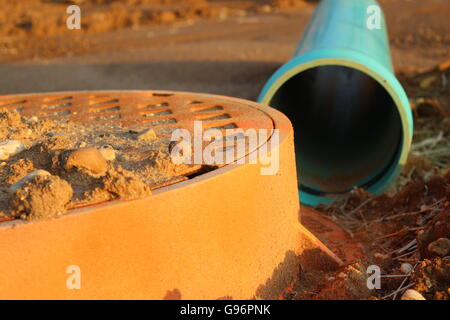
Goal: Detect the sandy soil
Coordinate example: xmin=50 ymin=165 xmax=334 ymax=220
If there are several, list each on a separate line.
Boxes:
xmin=0 ymin=108 xmax=206 ymax=220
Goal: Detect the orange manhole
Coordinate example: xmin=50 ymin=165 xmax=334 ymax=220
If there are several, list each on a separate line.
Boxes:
xmin=0 ymin=91 xmax=343 ymax=299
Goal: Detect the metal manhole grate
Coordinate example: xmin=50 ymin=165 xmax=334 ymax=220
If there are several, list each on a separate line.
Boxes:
xmin=0 ymin=91 xmax=273 ymax=133
xmin=0 ymin=90 xmax=275 ymax=172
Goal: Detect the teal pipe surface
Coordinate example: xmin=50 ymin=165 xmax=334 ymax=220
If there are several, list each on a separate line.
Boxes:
xmin=258 ymin=0 xmax=413 ymax=206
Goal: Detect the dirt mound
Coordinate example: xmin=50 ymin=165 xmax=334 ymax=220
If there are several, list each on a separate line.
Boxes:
xmin=0 ymin=108 xmax=203 ymax=220
xmin=10 ymin=174 xmax=73 ymax=220
xmin=411 ymin=257 xmax=450 ymax=300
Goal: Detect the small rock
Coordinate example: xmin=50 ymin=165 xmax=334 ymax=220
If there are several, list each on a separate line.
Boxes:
xmin=0 ymin=140 xmax=25 ymax=160
xmin=9 ymin=170 xmax=51 ymax=193
xmin=79 ymin=141 xmax=87 ymax=148
xmin=237 ymin=10 xmax=247 ymax=17
xmin=420 ymin=75 xmax=438 ymax=89
xmin=218 ymin=8 xmax=228 ymax=20
xmin=47 ymin=132 xmax=66 ymax=137
xmin=136 ymin=128 xmax=157 ymax=141
xmin=401 ymin=289 xmax=426 ymax=300
xmin=27 ymin=116 xmax=39 ymax=123
xmin=63 ymin=147 xmax=108 ymax=176
xmin=417 ymin=210 xmax=450 ymax=259
xmin=159 ymin=10 xmax=176 ymax=23
xmin=99 ymin=145 xmax=116 ymax=161
xmin=428 ymin=238 xmax=450 ymax=257
xmin=400 ymin=263 xmax=413 ymax=274
xmin=0 ymin=149 xmax=8 ymax=161
xmin=373 ymin=252 xmax=390 ymax=260
xmin=259 ymin=5 xmax=272 ymax=13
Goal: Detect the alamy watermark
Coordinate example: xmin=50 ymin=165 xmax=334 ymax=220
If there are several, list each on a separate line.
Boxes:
xmin=66 ymin=5 xmax=81 ymax=30
xmin=366 ymin=5 xmax=381 ymax=30
xmin=66 ymin=265 xmax=81 ymax=290
xmin=169 ymin=121 xmax=280 ymax=175
xmin=367 ymin=265 xmax=381 ymax=289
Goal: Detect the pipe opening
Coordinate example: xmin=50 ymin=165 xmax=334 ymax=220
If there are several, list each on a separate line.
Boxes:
xmin=269 ymin=65 xmax=402 ymax=194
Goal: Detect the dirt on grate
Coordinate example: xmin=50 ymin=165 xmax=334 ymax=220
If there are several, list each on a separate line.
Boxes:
xmin=0 ymin=108 xmax=204 ymax=220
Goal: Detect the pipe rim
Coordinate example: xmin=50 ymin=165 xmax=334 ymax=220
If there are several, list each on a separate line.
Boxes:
xmin=258 ymin=49 xmax=413 ymax=206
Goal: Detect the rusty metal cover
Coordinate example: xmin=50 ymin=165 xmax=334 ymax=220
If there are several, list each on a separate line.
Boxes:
xmin=0 ymin=90 xmax=274 ymax=170
xmin=0 ymin=90 xmax=273 ymax=131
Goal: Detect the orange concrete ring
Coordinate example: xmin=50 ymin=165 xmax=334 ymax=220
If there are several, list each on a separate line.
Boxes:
xmin=0 ymin=92 xmax=342 ymax=299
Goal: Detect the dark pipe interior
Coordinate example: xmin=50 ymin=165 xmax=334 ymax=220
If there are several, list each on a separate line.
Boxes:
xmin=269 ymin=65 xmax=402 ymax=194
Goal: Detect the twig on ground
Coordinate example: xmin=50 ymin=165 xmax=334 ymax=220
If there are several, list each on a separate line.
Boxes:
xmin=382 ymin=282 xmax=415 ymax=300
xmin=391 ymin=263 xmax=418 ymax=300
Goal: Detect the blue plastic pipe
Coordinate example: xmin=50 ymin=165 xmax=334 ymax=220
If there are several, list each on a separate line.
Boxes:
xmin=258 ymin=0 xmax=413 ymax=206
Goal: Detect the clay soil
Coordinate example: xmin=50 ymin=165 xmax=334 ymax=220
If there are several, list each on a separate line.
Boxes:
xmin=0 ymin=0 xmax=449 ymax=300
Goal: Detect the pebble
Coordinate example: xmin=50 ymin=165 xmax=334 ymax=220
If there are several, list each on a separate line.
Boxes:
xmin=99 ymin=145 xmax=116 ymax=161
xmin=0 ymin=140 xmax=25 ymax=160
xmin=27 ymin=116 xmax=39 ymax=124
xmin=47 ymin=132 xmax=66 ymax=137
xmin=427 ymin=238 xmax=450 ymax=257
xmin=400 ymin=263 xmax=413 ymax=274
xmin=9 ymin=170 xmax=51 ymax=193
xmin=259 ymin=5 xmax=272 ymax=13
xmin=159 ymin=10 xmax=176 ymax=23
xmin=218 ymin=8 xmax=228 ymax=20
xmin=373 ymin=252 xmax=390 ymax=261
xmin=401 ymin=289 xmax=426 ymax=300
xmin=64 ymin=147 xmax=108 ymax=176
xmin=0 ymin=149 xmax=7 ymax=161
xmin=136 ymin=128 xmax=157 ymax=141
